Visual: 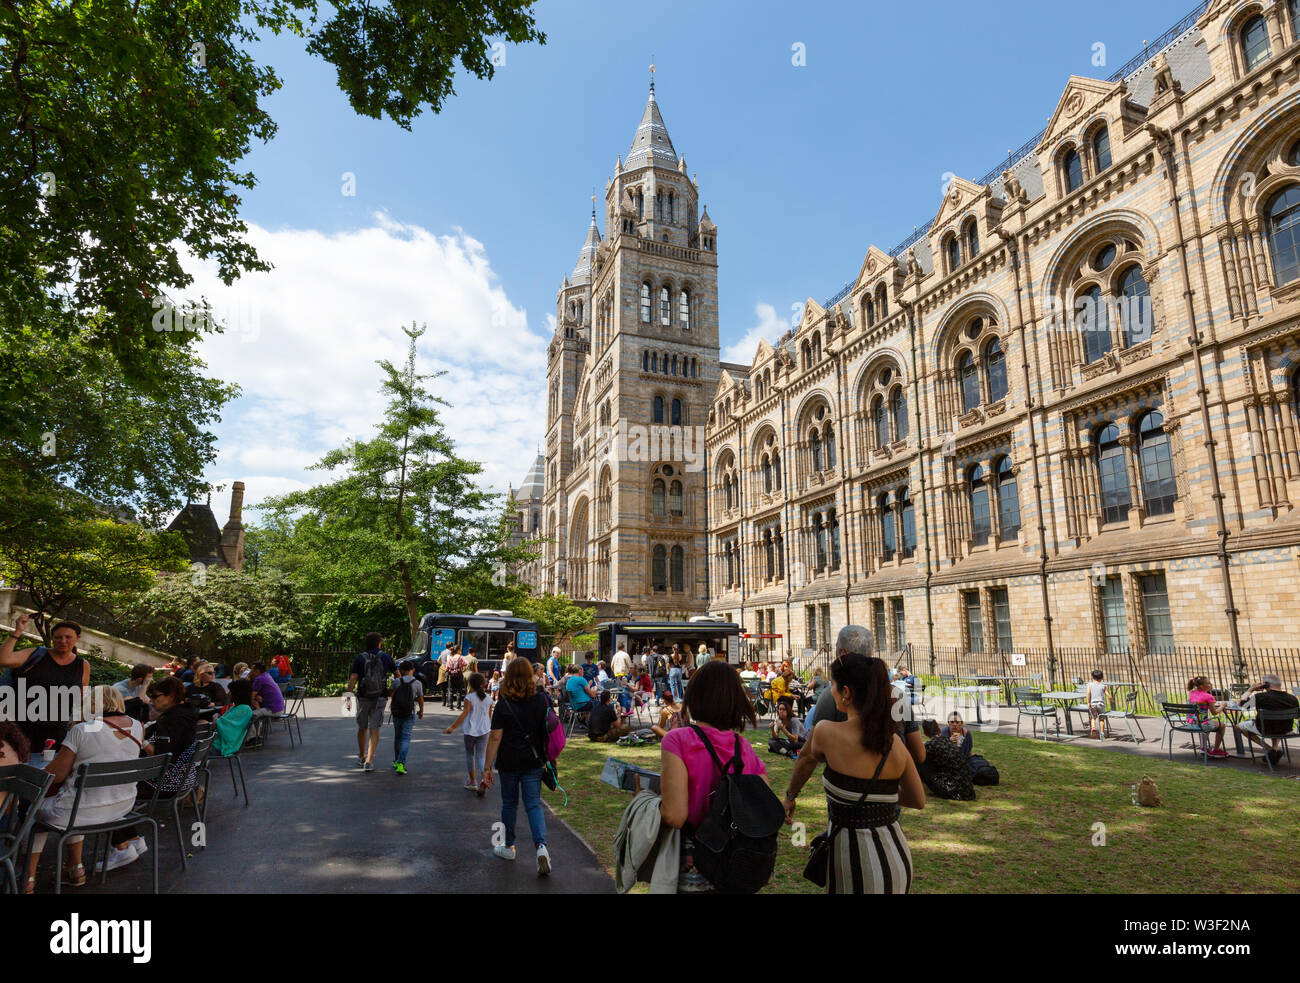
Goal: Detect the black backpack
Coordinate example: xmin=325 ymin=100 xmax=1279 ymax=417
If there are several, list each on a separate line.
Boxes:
xmin=688 ymin=725 xmax=786 ymax=894
xmin=390 ymin=677 xmax=417 ymax=717
xmin=358 ymin=652 xmax=388 ymax=699
xmin=969 ymin=754 xmax=1000 ymax=786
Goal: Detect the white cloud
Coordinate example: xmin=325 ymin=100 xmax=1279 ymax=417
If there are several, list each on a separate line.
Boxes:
xmin=721 ymin=302 xmax=790 ymax=364
xmin=178 ymin=215 xmax=548 ymax=512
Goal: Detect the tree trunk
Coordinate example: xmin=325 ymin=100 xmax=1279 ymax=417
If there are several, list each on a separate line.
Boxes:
xmin=399 ymin=560 xmax=420 ymax=639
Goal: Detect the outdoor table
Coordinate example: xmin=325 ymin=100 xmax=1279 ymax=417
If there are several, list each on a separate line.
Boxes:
xmin=949 ymin=685 xmax=1000 ymax=724
xmin=1221 ymin=702 xmax=1247 ymax=755
xmin=1041 ymin=691 xmax=1086 ymax=735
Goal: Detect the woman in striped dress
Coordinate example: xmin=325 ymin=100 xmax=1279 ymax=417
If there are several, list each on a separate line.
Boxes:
xmin=782 ymin=653 xmax=925 ymax=893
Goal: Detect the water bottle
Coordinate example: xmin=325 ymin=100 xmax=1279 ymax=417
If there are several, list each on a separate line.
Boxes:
xmin=341 ymin=692 xmax=354 ymax=717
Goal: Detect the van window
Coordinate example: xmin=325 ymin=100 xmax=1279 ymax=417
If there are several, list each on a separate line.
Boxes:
xmin=409 ymin=630 xmax=429 ymax=657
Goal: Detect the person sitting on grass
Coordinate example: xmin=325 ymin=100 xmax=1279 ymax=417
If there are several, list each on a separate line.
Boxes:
xmin=1187 ymin=675 xmax=1228 ymax=758
xmin=768 ymin=696 xmax=806 ymax=758
xmin=940 ymin=712 xmax=972 ymax=757
xmin=587 ymin=690 xmax=631 ymax=743
xmin=213 ymin=679 xmax=255 ymax=756
xmin=651 ymin=692 xmax=685 ymax=740
xmin=916 ymin=718 xmax=975 ymax=801
xmin=1234 ymin=674 xmax=1300 ymax=766
xmin=1086 ymin=669 xmax=1108 ymax=738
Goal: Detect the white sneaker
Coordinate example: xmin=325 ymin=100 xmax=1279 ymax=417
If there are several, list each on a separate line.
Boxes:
xmin=536 ymin=844 xmax=551 ymax=876
xmin=96 ymin=844 xmax=140 ymax=874
xmin=129 ymin=838 xmax=148 ymax=860
xmin=493 ymin=844 xmax=516 ymax=861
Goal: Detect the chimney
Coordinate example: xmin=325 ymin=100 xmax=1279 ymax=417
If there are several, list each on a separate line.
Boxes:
xmin=228 ymin=481 xmax=245 ymax=526
xmin=219 ymin=480 xmax=246 ymax=571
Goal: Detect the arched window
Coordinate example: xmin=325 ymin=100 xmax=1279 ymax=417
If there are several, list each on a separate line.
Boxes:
xmin=669 ymin=480 xmax=683 ymax=516
xmin=823 ymin=424 xmax=836 ymax=469
xmin=877 ymin=286 xmax=888 ymax=319
xmin=762 ymin=456 xmax=773 ymax=492
xmin=829 ymin=509 xmax=841 ymax=570
xmin=810 ymin=431 xmax=823 ymax=472
xmin=652 ymin=479 xmax=666 ymax=516
xmin=1241 ymin=14 xmax=1272 ymax=71
xmin=959 ymin=352 xmax=980 ymax=413
xmin=812 ymin=334 xmax=822 ymax=362
xmin=671 ymin=398 xmax=682 ymax=426
xmin=1291 ymin=0 xmax=1300 ymax=43
xmin=996 ymin=456 xmax=1020 ymax=539
xmin=1117 ymin=265 xmax=1151 ymax=346
xmin=899 ymin=488 xmax=916 ymax=559
xmin=653 ymin=395 xmax=664 ymax=424
xmin=945 ymin=235 xmax=960 ymax=273
xmin=879 ymin=494 xmax=895 ymax=561
xmin=1289 ymin=139 xmax=1300 ymax=167
xmin=772 ymin=451 xmax=782 ymax=489
xmin=1081 ymin=285 xmax=1112 ymax=363
xmin=890 ymin=388 xmax=908 ymax=441
xmin=872 ymin=395 xmax=888 ymax=448
xmin=966 ymin=220 xmax=979 ymax=260
xmin=670 ymin=354 xmax=678 ymax=376
xmin=1092 ymin=125 xmax=1112 ymax=173
xmin=1095 ymin=243 xmax=1117 ymax=271
xmin=651 ymin=352 xmax=659 ymax=373
xmin=864 ymin=295 xmax=876 ymax=327
xmin=640 ymin=283 xmax=651 ymax=322
xmin=660 ymin=287 xmax=671 ymax=326
xmin=1268 ymin=185 xmax=1300 ymax=286
xmin=642 ymin=351 xmax=649 ymax=371
xmin=678 ymin=290 xmax=690 ymax=330
xmin=970 ymin=465 xmax=991 ymax=546
xmin=723 ymin=474 xmax=733 ymax=511
xmin=985 ymin=337 xmax=1007 ymax=403
xmin=764 ymin=531 xmax=775 ymax=579
xmin=1097 ymin=423 xmax=1131 ymax=524
xmin=814 ymin=514 xmax=828 ymax=571
xmin=670 ymin=546 xmax=684 ymax=591
xmin=667 ymin=192 xmax=675 ymax=223
xmin=1064 ymin=148 xmax=1083 ymax=193
xmin=801 ymin=342 xmax=811 ymax=369
xmin=1138 ymin=411 xmax=1177 ymax=516
xmin=652 ymin=545 xmax=667 ymax=591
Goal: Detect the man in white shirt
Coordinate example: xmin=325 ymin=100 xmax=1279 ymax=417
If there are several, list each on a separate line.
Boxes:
xmin=611 ymin=644 xmax=632 ymax=679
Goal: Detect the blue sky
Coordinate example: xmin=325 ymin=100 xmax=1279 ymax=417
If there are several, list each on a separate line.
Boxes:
xmin=191 ymin=0 xmax=1197 ymax=519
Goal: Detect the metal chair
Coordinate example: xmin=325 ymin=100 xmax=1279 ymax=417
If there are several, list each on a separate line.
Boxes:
xmin=276 ymin=686 xmax=305 ymax=746
xmin=1101 ymin=688 xmax=1146 ymax=743
xmin=30 ymin=754 xmax=171 ymax=894
xmin=938 ymin=673 xmax=956 ymax=695
xmin=1013 ymin=688 xmax=1059 ymax=741
xmin=0 ymin=764 xmax=53 ymax=894
xmin=138 ymin=734 xmax=215 ymax=870
xmin=288 ymin=678 xmax=309 ymax=718
xmin=1159 ymin=703 xmax=1212 ymax=764
xmin=1244 ymin=707 xmax=1300 ymax=773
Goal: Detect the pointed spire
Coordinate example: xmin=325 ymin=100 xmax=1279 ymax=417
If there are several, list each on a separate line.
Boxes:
xmin=570 ymin=207 xmax=602 ymax=285
xmin=626 ymin=71 xmax=678 ymax=170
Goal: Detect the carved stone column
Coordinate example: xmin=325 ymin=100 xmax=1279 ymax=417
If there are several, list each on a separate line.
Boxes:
xmin=1278 ymin=386 xmax=1300 ymax=478
xmin=1117 ymin=429 xmax=1143 ymax=528
xmin=1263 ymin=392 xmax=1290 ymax=507
xmin=1245 ymin=400 xmax=1274 ymax=509
xmin=1221 ymin=235 xmax=1243 ymax=319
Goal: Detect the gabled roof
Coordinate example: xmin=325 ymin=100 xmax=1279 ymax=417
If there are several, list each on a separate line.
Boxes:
xmin=930 ymin=177 xmax=986 ymax=233
xmin=626 ymin=83 xmax=679 ymax=171
xmin=1038 ymin=76 xmax=1122 ymax=152
xmin=166 ymin=502 xmax=221 ymax=566
xmin=570 ymin=210 xmax=601 ymax=285
xmin=854 ymin=245 xmax=894 ymax=290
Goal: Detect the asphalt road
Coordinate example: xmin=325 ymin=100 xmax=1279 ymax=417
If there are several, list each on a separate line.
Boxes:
xmin=40 ymin=698 xmax=613 ymax=895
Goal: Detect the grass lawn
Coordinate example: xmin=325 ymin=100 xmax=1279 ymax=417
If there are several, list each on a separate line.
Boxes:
xmin=543 ymin=730 xmax=1300 ymax=893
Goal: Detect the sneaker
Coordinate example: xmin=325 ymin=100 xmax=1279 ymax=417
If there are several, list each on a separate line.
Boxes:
xmin=1267 ymin=749 xmax=1284 ymax=765
xmin=395 ymin=763 xmax=406 ymax=775
xmin=1207 ymin=748 xmax=1228 ymax=758
xmin=356 ymin=756 xmax=365 ymax=768
xmin=464 ymin=779 xmax=478 ymax=790
xmin=128 ymin=837 xmax=148 ymax=860
xmin=363 ymin=761 xmax=375 ymax=771
xmin=493 ymin=844 xmax=516 ymax=861
xmin=95 ymin=845 xmax=140 ymax=874
xmin=536 ymin=844 xmax=551 ymax=876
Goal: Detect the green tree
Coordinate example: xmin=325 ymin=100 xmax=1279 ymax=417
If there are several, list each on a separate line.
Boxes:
xmin=0 ymin=489 xmax=190 ymax=644
xmin=259 ymin=323 xmax=515 ymax=637
xmin=122 ymin=568 xmax=308 ymax=660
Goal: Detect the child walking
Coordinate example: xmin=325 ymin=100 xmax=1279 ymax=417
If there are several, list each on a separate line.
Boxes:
xmin=445 ymin=672 xmax=493 ymax=796
xmin=390 ymin=661 xmax=424 ymax=775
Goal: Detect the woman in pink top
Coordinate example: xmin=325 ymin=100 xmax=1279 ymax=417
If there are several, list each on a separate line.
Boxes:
xmin=660 ymin=661 xmax=768 ymax=891
xmin=1186 ymin=675 xmax=1227 ymax=757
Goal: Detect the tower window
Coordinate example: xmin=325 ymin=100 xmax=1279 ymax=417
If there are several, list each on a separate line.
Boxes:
xmin=660 ymin=287 xmax=671 ymax=326
xmin=640 ymin=283 xmax=651 ymax=322
xmin=1092 ymin=125 xmax=1111 ymax=173
xmin=1064 ymin=148 xmax=1083 ymax=193
xmin=1241 ymin=14 xmax=1272 ymax=71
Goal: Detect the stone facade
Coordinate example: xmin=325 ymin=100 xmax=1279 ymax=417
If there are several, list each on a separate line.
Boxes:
xmin=707 ymin=0 xmax=1300 ymax=663
xmin=540 ymin=79 xmax=721 ymax=617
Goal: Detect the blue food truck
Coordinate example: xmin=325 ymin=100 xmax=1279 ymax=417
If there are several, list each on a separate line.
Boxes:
xmin=406 ymin=609 xmax=541 ymax=687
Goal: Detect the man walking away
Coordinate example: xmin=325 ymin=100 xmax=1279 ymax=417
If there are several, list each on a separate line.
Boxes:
xmin=390 ymin=661 xmax=424 ymax=775
xmin=347 ymin=632 xmax=396 ymax=771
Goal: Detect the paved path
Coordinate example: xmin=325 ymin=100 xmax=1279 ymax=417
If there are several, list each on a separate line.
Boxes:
xmin=46 ymin=699 xmax=613 ymax=895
